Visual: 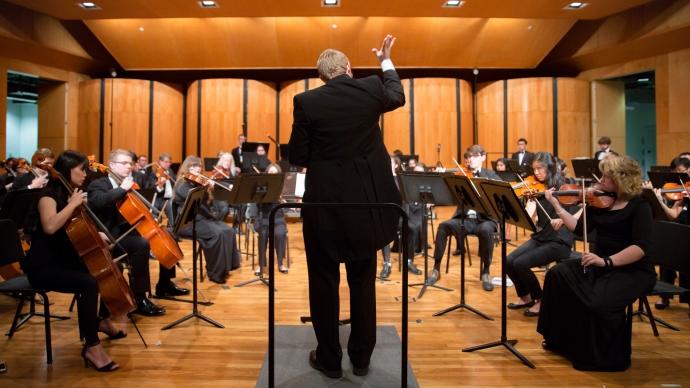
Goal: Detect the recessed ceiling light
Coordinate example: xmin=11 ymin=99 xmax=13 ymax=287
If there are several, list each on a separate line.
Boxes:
xmin=637 ymin=78 xmax=650 ymax=82
xmin=443 ymin=0 xmax=464 ymax=7
xmin=564 ymin=2 xmax=587 ymax=10
xmin=78 ymin=2 xmax=100 ymax=10
xmin=199 ymin=0 xmax=218 ymax=8
xmin=323 ymin=0 xmax=339 ymax=7
xmin=331 ymin=24 xmax=338 ymax=29
xmin=138 ymin=26 xmax=145 ymax=32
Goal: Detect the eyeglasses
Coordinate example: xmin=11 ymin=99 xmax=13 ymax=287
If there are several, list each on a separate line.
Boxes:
xmin=112 ymin=161 xmax=133 ymax=166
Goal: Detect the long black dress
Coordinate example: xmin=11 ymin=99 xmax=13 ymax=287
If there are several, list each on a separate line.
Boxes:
xmin=537 ymin=196 xmax=656 ymax=371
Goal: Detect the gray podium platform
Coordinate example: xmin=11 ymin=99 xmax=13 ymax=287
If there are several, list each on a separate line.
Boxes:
xmin=256 ymin=325 xmax=418 ymax=388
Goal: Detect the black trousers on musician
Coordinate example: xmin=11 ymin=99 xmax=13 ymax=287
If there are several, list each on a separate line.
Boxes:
xmin=113 ymin=235 xmax=152 ymax=299
xmin=432 ymin=217 xmax=496 ymax=274
xmin=505 ymin=238 xmax=572 ymax=301
xmin=27 ymin=264 xmax=107 ymax=346
xmin=257 ymin=224 xmax=287 ymax=268
xmin=305 ymin=239 xmax=378 ymax=371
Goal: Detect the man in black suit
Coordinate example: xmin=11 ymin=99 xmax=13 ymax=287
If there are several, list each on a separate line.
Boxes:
xmin=289 ymin=34 xmax=405 ymax=378
xmin=511 ymin=138 xmax=534 ymax=173
xmin=87 ymin=149 xmax=182 ymax=316
xmin=231 ymin=134 xmax=246 ymax=172
xmin=594 ymin=136 xmax=617 ymax=160
xmin=426 ymin=145 xmax=500 ymax=292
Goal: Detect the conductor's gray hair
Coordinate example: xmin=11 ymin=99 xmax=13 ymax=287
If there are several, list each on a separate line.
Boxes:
xmin=317 ymin=49 xmax=349 ymax=82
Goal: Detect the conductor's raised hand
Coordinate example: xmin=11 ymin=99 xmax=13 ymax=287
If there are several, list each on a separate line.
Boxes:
xmin=372 ymin=34 xmax=396 ymax=62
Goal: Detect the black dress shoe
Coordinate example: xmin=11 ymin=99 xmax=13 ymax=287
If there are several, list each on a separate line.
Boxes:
xmin=352 ymin=363 xmax=369 ymax=376
xmin=523 ymin=308 xmax=539 ymax=317
xmin=481 ymin=273 xmax=494 ymax=292
xmin=407 ymin=260 xmax=422 ymax=275
xmin=452 ymin=249 xmax=462 ymax=256
xmin=425 ymin=269 xmax=440 ymax=286
xmin=308 ymin=350 xmax=342 ymax=379
xmin=134 ymin=297 xmax=166 ymax=316
xmin=209 ymin=276 xmax=226 ymax=284
xmin=508 ymin=300 xmax=536 ymax=310
xmin=379 ymin=262 xmax=392 ymax=279
xmin=155 ymin=282 xmax=190 ymax=297
xmin=654 ymin=298 xmax=670 ymax=310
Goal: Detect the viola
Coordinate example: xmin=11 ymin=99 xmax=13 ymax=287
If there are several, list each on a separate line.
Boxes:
xmin=660 ymin=181 xmax=690 ymax=201
xmin=549 ymin=183 xmax=616 ymax=209
xmin=44 ymin=165 xmax=136 ymax=320
xmin=152 ymin=163 xmax=174 ymax=185
xmin=88 ymin=157 xmax=183 ymax=269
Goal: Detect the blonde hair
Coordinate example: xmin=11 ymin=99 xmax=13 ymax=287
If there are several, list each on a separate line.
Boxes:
xmin=217 ymin=152 xmax=236 ymax=175
xmin=599 ymin=155 xmax=643 ymax=199
xmin=317 ymin=49 xmax=349 ymax=82
xmin=109 ymin=148 xmax=133 ymax=162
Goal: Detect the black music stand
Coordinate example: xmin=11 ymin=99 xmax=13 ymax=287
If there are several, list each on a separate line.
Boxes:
xmin=398 ymin=172 xmax=455 ymax=300
xmin=463 ymin=179 xmax=536 ymax=368
xmin=504 ymin=159 xmax=523 ymax=176
xmin=647 ymin=171 xmax=690 ymax=188
xmin=162 ymin=186 xmax=223 ymax=330
xmin=433 ymin=175 xmax=493 ymax=321
xmin=495 ymin=171 xmax=520 ymax=182
xmin=203 ymin=157 xmax=219 ymax=172
xmin=233 ymin=173 xmax=285 ymax=289
xmin=571 ymin=158 xmax=601 ymax=182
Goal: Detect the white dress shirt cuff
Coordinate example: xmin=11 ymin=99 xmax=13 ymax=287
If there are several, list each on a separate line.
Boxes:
xmin=381 ymin=59 xmax=395 ymax=72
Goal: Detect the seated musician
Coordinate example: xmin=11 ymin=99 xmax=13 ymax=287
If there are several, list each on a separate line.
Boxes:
xmin=380 ymin=155 xmax=423 ymax=279
xmin=143 ymin=153 xmax=176 ymax=225
xmin=23 ymin=150 xmax=122 ymax=371
xmin=210 ymin=151 xmax=237 ymax=223
xmin=173 ymin=155 xmax=241 ymax=284
xmin=495 ymin=158 xmax=508 ymax=172
xmin=645 ymin=156 xmax=690 ymax=310
xmin=252 ymin=163 xmax=289 ymax=274
xmin=506 ymin=152 xmax=579 ymax=317
xmin=425 ymin=144 xmax=499 ymax=291
xmin=10 ymin=148 xmax=53 ymax=191
xmin=87 ymin=149 xmax=177 ymax=315
xmin=539 ymin=155 xmax=656 ymax=371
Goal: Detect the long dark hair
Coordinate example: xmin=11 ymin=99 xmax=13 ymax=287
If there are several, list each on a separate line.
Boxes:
xmin=49 ymin=150 xmax=88 ymax=206
xmin=532 ymin=152 xmax=564 ymax=189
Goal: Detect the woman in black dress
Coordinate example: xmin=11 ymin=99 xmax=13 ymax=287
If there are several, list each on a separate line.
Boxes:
xmin=22 ymin=150 xmax=122 ymax=372
xmin=538 ymin=155 xmax=656 ymax=371
xmin=506 ymin=152 xmax=578 ymax=317
xmin=173 ymin=155 xmax=240 ymax=284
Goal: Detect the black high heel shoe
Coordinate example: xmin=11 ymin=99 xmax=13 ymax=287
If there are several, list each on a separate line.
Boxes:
xmin=81 ymin=344 xmax=119 ymax=372
xmin=98 ymin=320 xmax=127 ymax=340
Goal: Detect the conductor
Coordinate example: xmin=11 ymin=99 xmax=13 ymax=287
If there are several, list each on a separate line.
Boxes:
xmin=289 ymin=34 xmax=405 ymax=378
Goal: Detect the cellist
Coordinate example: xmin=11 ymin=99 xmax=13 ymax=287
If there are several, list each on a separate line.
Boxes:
xmin=22 ymin=150 xmax=121 ymax=371
xmin=87 ymin=149 xmax=177 ymax=316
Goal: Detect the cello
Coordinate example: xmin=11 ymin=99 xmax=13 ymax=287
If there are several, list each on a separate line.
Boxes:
xmin=88 ymin=157 xmax=183 ymax=269
xmin=46 ymin=165 xmax=136 ymax=320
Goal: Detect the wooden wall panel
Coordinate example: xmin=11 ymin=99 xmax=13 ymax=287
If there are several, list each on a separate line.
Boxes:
xmin=152 ymin=82 xmax=183 ymax=162
xmin=246 ymin=80 xmax=278 ymax=160
xmin=557 ymin=78 xmax=591 ymax=172
xmin=37 ymin=82 xmax=67 ymax=154
xmin=383 ymin=79 xmax=410 ymax=157
xmin=592 ymin=80 xmax=625 ymax=156
xmin=663 ymin=48 xmax=690 ymax=159
xmin=105 ymin=78 xmax=150 ymax=158
xmin=77 ymin=79 xmax=101 ymax=157
xmin=199 ymin=79 xmax=243 ymax=158
xmin=459 ymin=80 xmax=474 ymax=156
xmin=413 ymin=78 xmax=457 ymax=168
xmin=507 ymin=78 xmax=553 ymax=155
xmin=0 ymin=70 xmax=6 ymax=158
xmin=278 ymin=80 xmax=306 ymax=152
xmin=185 ymin=81 xmax=198 ymax=157
xmin=476 ymin=81 xmax=504 ymax=163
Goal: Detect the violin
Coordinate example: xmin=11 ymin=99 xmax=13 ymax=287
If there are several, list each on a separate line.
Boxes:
xmin=88 ymin=157 xmax=183 ymax=269
xmin=451 ymin=157 xmax=474 ymax=178
xmin=210 ymin=166 xmax=230 ymax=180
xmin=184 ymin=171 xmax=232 ymax=192
xmin=549 ymin=183 xmax=616 ymax=209
xmin=511 ymin=175 xmax=546 ymax=198
xmin=660 ymin=181 xmax=690 ymax=201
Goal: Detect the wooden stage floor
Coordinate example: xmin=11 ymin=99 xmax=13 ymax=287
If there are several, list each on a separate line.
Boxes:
xmin=1 ymin=206 xmax=689 ymax=387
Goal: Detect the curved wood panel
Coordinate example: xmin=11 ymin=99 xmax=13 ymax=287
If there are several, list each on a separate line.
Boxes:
xmin=278 ymin=80 xmax=307 ymax=152
xmin=107 ymin=78 xmax=149 ymax=158
xmin=383 ymin=79 xmax=411 ymax=157
xmin=185 ymin=81 xmax=198 ymax=157
xmin=246 ymin=80 xmax=278 ymax=161
xmin=507 ymin=77 xmax=553 ymax=155
xmin=557 ymin=78 xmax=591 ymax=172
xmin=476 ymin=81 xmax=504 ymax=162
xmin=152 ymin=82 xmax=183 ymax=162
xmin=459 ymin=80 xmax=474 ymax=155
xmin=199 ymin=79 xmax=244 ymax=158
xmin=77 ymin=79 xmax=102 ymax=157
xmin=413 ymin=78 xmax=458 ymax=168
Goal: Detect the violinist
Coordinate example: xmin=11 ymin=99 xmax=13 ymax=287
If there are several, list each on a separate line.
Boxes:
xmin=10 ymin=148 xmax=53 ymax=191
xmin=22 ymin=150 xmax=121 ymax=371
xmin=173 ymin=155 xmax=240 ymax=284
xmin=505 ymin=152 xmax=579 ymax=317
xmin=495 ymin=158 xmax=508 ymax=172
xmin=209 ymin=152 xmax=237 ymax=222
xmin=538 ymin=155 xmax=656 ymax=371
xmin=144 ymin=153 xmax=176 ymax=225
xmin=646 ymin=156 xmax=690 ymax=310
xmin=426 ymin=145 xmax=500 ymax=291
xmin=252 ymin=163 xmax=289 ymax=274
xmin=87 ymin=149 xmax=170 ymax=316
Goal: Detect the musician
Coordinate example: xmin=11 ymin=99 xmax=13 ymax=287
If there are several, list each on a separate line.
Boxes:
xmin=244 ymin=144 xmax=271 ymax=173
xmin=10 ymin=148 xmax=53 ymax=191
xmin=173 ymin=155 xmax=241 ymax=284
xmin=210 ymin=151 xmax=237 ymax=223
xmin=539 ymin=155 xmax=656 ymax=371
xmin=594 ymin=136 xmax=618 ymax=160
xmin=426 ymin=145 xmax=499 ymax=292
xmin=143 ymin=153 xmax=176 ymax=226
xmin=511 ymin=138 xmax=534 ymax=169
xmin=87 ymin=149 xmax=171 ymax=316
xmin=289 ymin=35 xmax=404 ymax=378
xmin=231 ymin=134 xmax=246 ymax=171
xmin=23 ymin=150 xmax=121 ymax=371
xmin=252 ymin=163 xmax=289 ymax=274
xmin=495 ymin=158 xmax=508 ymax=172
xmin=647 ymin=156 xmax=690 ymax=310
xmin=506 ymin=152 xmax=579 ymax=317
xmin=136 ymin=154 xmax=148 ymax=172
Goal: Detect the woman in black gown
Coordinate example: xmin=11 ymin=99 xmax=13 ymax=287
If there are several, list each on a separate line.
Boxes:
xmin=173 ymin=155 xmax=240 ymax=284
xmin=538 ymin=155 xmax=656 ymax=371
xmin=22 ymin=150 xmax=122 ymax=371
